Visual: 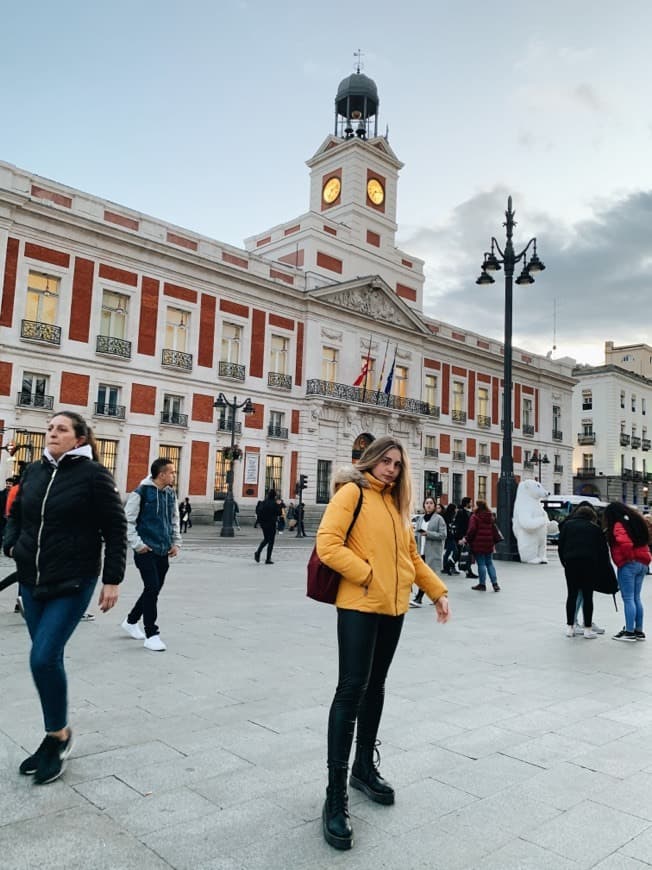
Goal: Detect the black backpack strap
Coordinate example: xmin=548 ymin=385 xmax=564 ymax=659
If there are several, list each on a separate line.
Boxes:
xmin=344 ymin=484 xmax=364 ymax=541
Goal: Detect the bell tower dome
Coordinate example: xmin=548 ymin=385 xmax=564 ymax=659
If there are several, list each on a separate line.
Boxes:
xmin=334 ymin=70 xmax=379 ymax=141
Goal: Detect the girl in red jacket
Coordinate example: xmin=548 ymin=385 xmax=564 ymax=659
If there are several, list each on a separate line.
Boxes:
xmin=603 ymin=502 xmax=651 ymax=642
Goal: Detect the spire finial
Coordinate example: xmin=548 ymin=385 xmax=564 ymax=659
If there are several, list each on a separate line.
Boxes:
xmin=353 ymin=48 xmax=364 ymax=74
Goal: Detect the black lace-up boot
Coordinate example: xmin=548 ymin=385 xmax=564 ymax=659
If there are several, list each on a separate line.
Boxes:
xmin=322 ymin=765 xmax=353 ymax=850
xmin=350 ymin=739 xmax=395 ymax=805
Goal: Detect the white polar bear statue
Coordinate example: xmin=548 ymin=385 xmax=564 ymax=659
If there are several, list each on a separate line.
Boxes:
xmin=513 ymin=479 xmax=550 ymax=564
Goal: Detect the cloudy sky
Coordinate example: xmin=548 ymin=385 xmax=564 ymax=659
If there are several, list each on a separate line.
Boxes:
xmin=2 ymin=0 xmax=651 ymax=365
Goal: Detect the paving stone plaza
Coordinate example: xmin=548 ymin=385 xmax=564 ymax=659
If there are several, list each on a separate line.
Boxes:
xmin=3 ymin=529 xmax=652 ymax=869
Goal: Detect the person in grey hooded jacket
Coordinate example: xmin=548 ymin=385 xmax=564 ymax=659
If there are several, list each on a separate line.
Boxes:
xmin=121 ymin=458 xmax=181 ymax=651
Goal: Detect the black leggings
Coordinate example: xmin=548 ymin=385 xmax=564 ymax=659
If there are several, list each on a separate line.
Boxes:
xmin=327 ymin=609 xmax=404 ymax=767
xmin=564 ymin=559 xmax=594 ymax=627
xmin=255 ymin=525 xmax=276 ymax=561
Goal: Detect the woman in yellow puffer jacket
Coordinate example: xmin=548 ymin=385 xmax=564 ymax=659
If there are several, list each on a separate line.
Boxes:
xmin=316 ymin=435 xmax=450 ymax=851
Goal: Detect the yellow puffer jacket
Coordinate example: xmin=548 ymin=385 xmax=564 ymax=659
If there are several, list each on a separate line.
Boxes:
xmin=316 ymin=469 xmax=448 ymax=615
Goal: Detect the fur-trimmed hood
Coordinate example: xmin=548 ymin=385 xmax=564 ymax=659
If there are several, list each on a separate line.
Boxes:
xmin=332 ymin=464 xmax=370 ymax=493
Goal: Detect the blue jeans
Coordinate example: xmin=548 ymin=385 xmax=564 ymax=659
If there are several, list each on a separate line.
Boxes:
xmin=618 ymin=561 xmax=647 ymax=632
xmin=20 ymin=579 xmax=97 ymax=732
xmin=476 ymin=553 xmax=497 ymax=586
xmin=129 ymin=551 xmax=170 ymax=637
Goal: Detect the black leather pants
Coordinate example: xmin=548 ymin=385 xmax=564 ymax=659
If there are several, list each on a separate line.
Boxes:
xmin=327 ymin=608 xmax=404 ymax=767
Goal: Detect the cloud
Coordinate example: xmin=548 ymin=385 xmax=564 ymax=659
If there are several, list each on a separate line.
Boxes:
xmin=398 ymin=187 xmax=652 ymax=365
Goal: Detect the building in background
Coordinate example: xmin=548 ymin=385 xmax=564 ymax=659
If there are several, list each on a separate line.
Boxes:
xmin=573 ymin=344 xmax=652 ymax=506
xmin=0 ymin=69 xmax=576 ymax=519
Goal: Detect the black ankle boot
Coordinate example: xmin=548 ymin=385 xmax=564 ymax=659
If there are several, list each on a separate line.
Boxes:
xmin=350 ymin=740 xmax=395 ymax=805
xmin=322 ymin=766 xmax=353 ymax=850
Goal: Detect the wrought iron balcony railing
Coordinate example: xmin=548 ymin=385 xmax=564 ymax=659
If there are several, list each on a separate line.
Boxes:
xmin=96 ymin=334 xmax=132 ymax=359
xmin=217 ymin=419 xmax=242 ymax=435
xmin=552 ymin=429 xmax=563 ymax=442
xmin=305 ymin=379 xmax=432 ymax=416
xmin=422 ymin=403 xmax=440 ymax=418
xmin=452 ymin=451 xmax=466 ymax=462
xmin=21 ymin=319 xmax=61 ymax=345
xmin=522 ymin=424 xmax=535 ymax=436
xmin=219 ymin=361 xmax=246 ymax=381
xmin=554 ymin=464 xmax=564 ymax=473
xmin=267 ymin=372 xmax=292 ymax=390
xmin=424 ymin=447 xmax=439 ymax=458
xmin=162 ymin=349 xmax=193 ymax=371
xmin=94 ymin=402 xmax=126 ymax=419
xmin=577 ymin=433 xmax=596 ymax=445
xmin=451 ymin=409 xmax=467 ymax=424
xmin=17 ymin=392 xmax=54 ymax=410
xmin=631 ymin=436 xmax=641 ymax=449
xmin=523 ymin=460 xmax=534 ymax=469
xmin=478 ymin=454 xmax=491 ymax=464
xmin=477 ymin=414 xmax=491 ymax=429
xmin=267 ymin=425 xmax=288 ymax=439
xmin=576 ymin=467 xmax=595 ymax=478
xmin=643 ymin=439 xmax=651 ymax=451
xmin=160 ymin=411 xmax=188 ymax=427
xmin=620 ymin=433 xmax=631 ymax=446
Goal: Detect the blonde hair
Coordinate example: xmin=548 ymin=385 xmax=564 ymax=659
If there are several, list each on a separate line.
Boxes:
xmin=356 ymin=435 xmax=412 ymax=527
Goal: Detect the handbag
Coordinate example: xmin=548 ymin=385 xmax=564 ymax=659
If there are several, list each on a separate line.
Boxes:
xmin=458 ymin=545 xmax=471 ymax=572
xmin=32 ymin=579 xmax=83 ymax=601
xmin=307 ymin=485 xmax=364 ymax=604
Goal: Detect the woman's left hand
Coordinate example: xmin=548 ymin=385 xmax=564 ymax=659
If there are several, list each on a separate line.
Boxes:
xmin=98 ymin=584 xmax=119 ymax=613
xmin=435 ymin=595 xmax=450 ymax=623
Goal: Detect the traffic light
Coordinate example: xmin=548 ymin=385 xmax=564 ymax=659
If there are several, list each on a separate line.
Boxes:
xmin=299 ymin=474 xmax=308 ymax=490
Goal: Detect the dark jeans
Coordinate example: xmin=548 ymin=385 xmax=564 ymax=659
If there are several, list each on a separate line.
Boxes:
xmin=327 ymin=609 xmax=404 ymax=767
xmin=564 ymin=559 xmax=594 ymax=627
xmin=21 ymin=578 xmax=97 ymax=732
xmin=255 ymin=525 xmax=276 ymax=562
xmin=129 ymin=551 xmax=169 ymax=637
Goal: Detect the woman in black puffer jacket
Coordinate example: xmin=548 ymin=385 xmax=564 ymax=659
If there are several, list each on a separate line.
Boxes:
xmin=3 ymin=410 xmax=126 ymax=785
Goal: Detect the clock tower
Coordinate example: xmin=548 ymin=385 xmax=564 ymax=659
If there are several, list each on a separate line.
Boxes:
xmin=245 ymin=68 xmax=425 ymax=310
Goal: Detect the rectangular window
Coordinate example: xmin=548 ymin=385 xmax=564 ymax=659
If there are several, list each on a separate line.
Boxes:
xmin=477 ymin=386 xmax=489 ymax=418
xmin=582 ymin=453 xmax=593 ymax=468
xmin=221 ymin=322 xmax=242 ymax=363
xmin=163 ymin=394 xmax=183 ymax=417
xmin=97 ymin=384 xmax=120 ymax=415
xmin=159 ymin=445 xmax=180 ymax=493
xmin=454 ymin=438 xmax=463 ymax=454
xmin=393 ymin=365 xmax=408 ymax=399
xmin=101 ymin=290 xmax=129 ymax=339
xmin=214 ymin=451 xmax=227 ymax=497
xmin=269 ymin=334 xmax=289 ymax=374
xmin=165 ymin=307 xmax=189 ymax=352
xmin=523 ymin=397 xmax=533 ymax=427
xmin=477 ymin=476 xmax=487 ymax=501
xmin=582 ymin=420 xmax=594 ymax=435
xmin=621 ymin=390 xmax=626 ymax=409
xmin=96 ymin=438 xmax=118 ymax=475
xmin=265 ymin=455 xmax=283 ymax=493
xmin=317 ymin=459 xmax=332 ymax=504
xmin=424 ymin=374 xmax=437 ymax=408
xmin=21 ymin=372 xmax=48 ymax=405
xmin=425 ymin=434 xmax=437 ymax=452
xmin=581 ymin=391 xmax=592 ymax=411
xmin=643 ymin=398 xmax=647 ymax=416
xmin=26 ymin=271 xmax=59 ymax=324
xmin=453 ymin=381 xmax=464 ymax=413
xmin=632 ymin=394 xmax=637 ymax=413
xmin=322 ymin=346 xmax=338 ymax=382
xmin=553 ymin=404 xmax=561 ymax=429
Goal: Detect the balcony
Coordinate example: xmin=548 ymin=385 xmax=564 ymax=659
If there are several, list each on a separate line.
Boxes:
xmin=523 ymin=460 xmax=534 ymax=470
xmin=554 ymin=464 xmax=564 ymax=474
xmin=217 ymin=419 xmax=242 ymax=435
xmin=451 ymin=409 xmax=467 ymax=424
xmin=620 ymin=433 xmax=631 ymax=447
xmin=522 ymin=424 xmax=535 ymax=437
xmin=268 ymin=425 xmax=288 ymax=439
xmin=477 ymin=414 xmax=491 ymax=429
xmin=632 ymin=436 xmax=641 ymax=449
xmin=643 ymin=439 xmax=651 ymax=451
xmin=452 ymin=451 xmax=466 ymax=462
xmin=21 ymin=319 xmax=61 ymax=346
xmin=94 ymin=402 xmax=126 ymax=420
xmin=424 ymin=447 xmax=439 ymax=458
xmin=219 ymin=360 xmax=246 ymax=381
xmin=268 ymin=372 xmax=292 ymax=390
xmin=306 ymin=379 xmax=432 ymax=416
xmin=576 ymin=467 xmax=596 ymax=478
xmin=552 ymin=429 xmax=563 ymax=442
xmin=96 ymin=334 xmax=132 ymax=359
xmin=577 ymin=433 xmax=596 ymax=445
xmin=478 ymin=454 xmax=491 ymax=464
xmin=500 ymin=420 xmax=514 ymax=431
xmin=422 ymin=404 xmax=440 ymax=419
xmin=160 ymin=411 xmax=188 ymax=427
xmin=17 ymin=392 xmax=54 ymax=410
xmin=162 ymin=349 xmax=193 ymax=371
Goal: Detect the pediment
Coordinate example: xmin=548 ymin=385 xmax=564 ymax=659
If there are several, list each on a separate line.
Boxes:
xmin=310 ymin=277 xmax=428 ymax=333
xmin=307 ymin=136 xmax=403 ymax=170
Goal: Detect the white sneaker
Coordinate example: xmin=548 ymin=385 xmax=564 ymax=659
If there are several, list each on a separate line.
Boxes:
xmin=121 ymin=618 xmax=146 ymax=640
xmin=565 ymin=625 xmax=575 ymax=637
xmin=573 ymin=624 xmax=584 ymax=636
xmin=584 ymin=628 xmax=598 ymax=639
xmin=144 ymin=635 xmax=166 ymax=651
xmin=576 ymin=622 xmax=605 ymax=635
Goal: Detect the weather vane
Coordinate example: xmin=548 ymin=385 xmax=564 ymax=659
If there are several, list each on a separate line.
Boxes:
xmin=353 ymin=48 xmax=364 ymax=74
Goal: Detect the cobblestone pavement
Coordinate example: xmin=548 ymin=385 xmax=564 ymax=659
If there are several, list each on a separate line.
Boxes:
xmin=3 ymin=537 xmax=652 ymax=869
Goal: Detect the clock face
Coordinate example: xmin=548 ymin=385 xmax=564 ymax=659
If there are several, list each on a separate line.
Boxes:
xmin=322 ymin=177 xmax=341 ymax=204
xmin=367 ymin=178 xmax=385 ymax=205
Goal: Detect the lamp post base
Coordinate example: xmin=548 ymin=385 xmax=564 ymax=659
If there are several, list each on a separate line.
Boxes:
xmin=221 ymin=489 xmax=235 ymax=538
xmin=494 ymin=473 xmax=520 ymax=562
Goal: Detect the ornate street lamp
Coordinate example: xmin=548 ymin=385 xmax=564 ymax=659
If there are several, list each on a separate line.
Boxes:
xmin=476 ymin=196 xmax=546 ymax=559
xmin=214 ymin=393 xmax=254 ymax=537
xmin=530 ymin=449 xmax=550 ymax=485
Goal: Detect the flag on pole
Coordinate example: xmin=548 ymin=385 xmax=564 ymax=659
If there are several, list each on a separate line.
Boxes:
xmin=384 ymin=346 xmax=397 ymax=395
xmin=353 ymin=359 xmax=369 ymax=387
